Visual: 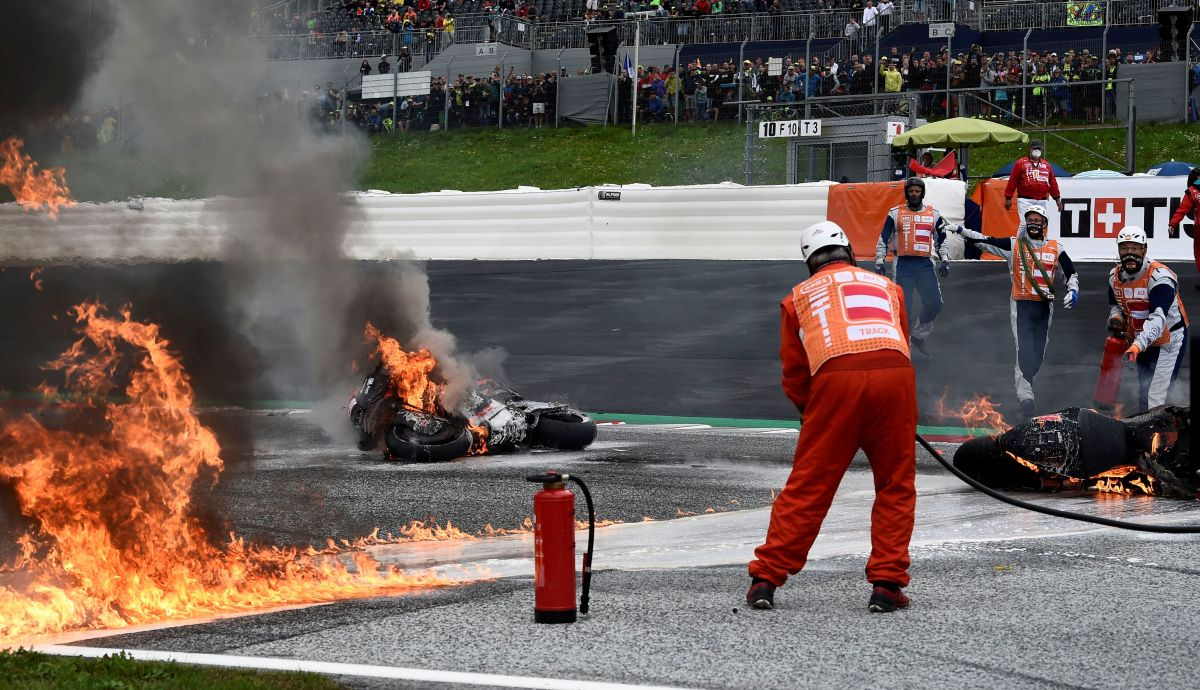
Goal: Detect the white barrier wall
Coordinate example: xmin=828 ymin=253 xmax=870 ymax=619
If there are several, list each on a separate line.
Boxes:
xmin=1051 ymin=176 xmax=1196 ymax=261
xmin=0 ymin=181 xmax=967 ymax=262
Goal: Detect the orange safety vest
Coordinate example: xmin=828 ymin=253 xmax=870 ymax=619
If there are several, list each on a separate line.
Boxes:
xmin=791 ymin=266 xmax=911 ymax=374
xmin=1011 ymin=239 xmax=1059 ymax=301
xmin=895 ymin=206 xmax=938 ymax=258
xmin=1110 ymin=260 xmax=1190 ymax=347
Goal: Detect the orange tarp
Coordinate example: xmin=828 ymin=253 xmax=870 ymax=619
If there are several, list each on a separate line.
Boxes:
xmin=976 ymin=177 xmax=1020 ymax=237
xmin=827 ymin=181 xmax=906 ymax=260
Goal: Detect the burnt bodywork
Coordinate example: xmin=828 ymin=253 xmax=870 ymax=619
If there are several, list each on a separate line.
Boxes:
xmin=348 ymin=367 xmax=597 ymax=462
xmin=953 ymin=406 xmax=1197 ymax=498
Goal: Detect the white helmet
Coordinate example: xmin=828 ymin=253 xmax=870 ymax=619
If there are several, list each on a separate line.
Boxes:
xmin=800 ymin=220 xmax=852 ymax=261
xmin=1023 ymin=206 xmax=1049 ymax=223
xmin=1116 ymin=226 xmax=1146 ymax=245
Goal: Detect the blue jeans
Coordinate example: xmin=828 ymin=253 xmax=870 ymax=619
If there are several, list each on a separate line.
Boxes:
xmin=894 ymin=256 xmax=943 ymax=339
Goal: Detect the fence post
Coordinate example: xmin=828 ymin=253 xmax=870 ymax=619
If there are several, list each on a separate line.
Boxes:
xmin=1126 ymin=85 xmax=1136 ymax=174
xmin=498 ymin=52 xmax=508 ymax=129
xmin=1185 ymin=24 xmax=1195 ymax=123
xmin=444 ymin=55 xmax=455 ymax=130
xmin=1101 ymin=18 xmax=1110 ymax=122
xmin=673 ymin=45 xmax=681 ymax=125
xmin=744 ymin=108 xmax=754 ymax=185
xmin=737 ymin=38 xmax=748 ymax=124
xmin=391 ymin=33 xmax=399 ymax=136
xmin=556 ymin=57 xmax=562 ymax=128
xmin=1020 ymin=28 xmax=1031 ymax=123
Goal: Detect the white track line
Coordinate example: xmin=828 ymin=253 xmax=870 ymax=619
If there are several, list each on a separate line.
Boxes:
xmin=33 ymin=645 xmax=697 ymax=690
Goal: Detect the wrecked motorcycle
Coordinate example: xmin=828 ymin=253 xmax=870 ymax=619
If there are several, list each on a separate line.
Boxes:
xmin=953 ymin=405 xmax=1197 ymax=498
xmin=348 ymin=367 xmax=597 ymax=462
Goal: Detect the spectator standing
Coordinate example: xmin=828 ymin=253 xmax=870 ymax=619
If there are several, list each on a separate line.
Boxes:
xmin=360 ymin=59 xmax=372 ymax=77
xmin=378 ymin=54 xmax=391 ymax=74
xmin=878 ymin=0 xmax=894 ymax=33
xmin=844 ymin=16 xmax=860 ymax=55
xmin=399 ymin=45 xmax=412 ymax=72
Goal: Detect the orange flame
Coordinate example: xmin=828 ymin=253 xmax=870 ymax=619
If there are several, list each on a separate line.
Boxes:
xmin=29 ymin=268 xmax=44 ymax=291
xmin=1086 ymin=465 xmax=1158 ymax=495
xmin=953 ymin=394 xmax=1009 ymax=433
xmin=0 ymin=304 xmax=468 ymax=644
xmin=0 ymin=138 xmax=75 ymax=219
xmin=363 ymin=322 xmax=489 ymax=455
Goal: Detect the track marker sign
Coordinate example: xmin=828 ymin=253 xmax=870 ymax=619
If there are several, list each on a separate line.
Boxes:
xmin=758 ymin=119 xmax=821 ymax=138
xmin=929 ymin=22 xmax=955 ymax=38
xmin=885 ymin=121 xmax=907 ymax=144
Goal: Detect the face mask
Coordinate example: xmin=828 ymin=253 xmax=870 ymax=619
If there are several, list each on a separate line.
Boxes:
xmin=1026 ymin=222 xmax=1044 ymax=238
xmin=1121 ymin=253 xmax=1143 ymax=272
xmin=1030 ymin=149 xmax=1042 ymax=159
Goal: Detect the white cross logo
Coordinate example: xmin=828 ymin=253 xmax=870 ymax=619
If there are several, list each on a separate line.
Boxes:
xmin=1096 ymin=202 xmax=1123 ymax=236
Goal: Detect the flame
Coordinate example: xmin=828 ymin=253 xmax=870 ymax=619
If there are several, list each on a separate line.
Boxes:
xmin=363 ymin=322 xmax=489 ymax=455
xmin=0 ymin=304 xmax=468 ymax=644
xmin=1006 ymin=452 xmax=1042 ymax=474
xmin=29 ymin=268 xmax=44 ymax=291
xmin=955 ymin=395 xmax=1009 ymax=433
xmin=0 ymin=138 xmax=75 ymax=219
xmin=1086 ymin=465 xmax=1158 ymax=495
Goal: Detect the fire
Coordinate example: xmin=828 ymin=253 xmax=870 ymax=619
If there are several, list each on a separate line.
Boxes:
xmin=29 ymin=268 xmax=44 ymax=291
xmin=1086 ymin=465 xmax=1158 ymax=496
xmin=0 ymin=138 xmax=75 ymax=219
xmin=0 ymin=304 xmax=467 ymax=644
xmin=937 ymin=391 xmax=1009 ymax=434
xmin=955 ymin=395 xmax=1009 ymax=433
xmin=363 ymin=322 xmax=488 ymax=454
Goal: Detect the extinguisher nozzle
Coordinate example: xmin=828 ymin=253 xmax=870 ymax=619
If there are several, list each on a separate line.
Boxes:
xmin=526 ymin=471 xmax=564 ymax=484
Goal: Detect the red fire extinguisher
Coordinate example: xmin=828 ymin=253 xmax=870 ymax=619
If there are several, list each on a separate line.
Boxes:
xmin=526 ymin=471 xmax=595 ymax=624
xmin=1093 ymin=335 xmax=1128 ymax=412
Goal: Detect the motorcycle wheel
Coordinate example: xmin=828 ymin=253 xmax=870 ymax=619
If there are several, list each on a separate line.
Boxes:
xmin=385 ymin=423 xmax=473 ymax=462
xmin=529 ymin=411 xmax=597 ymax=451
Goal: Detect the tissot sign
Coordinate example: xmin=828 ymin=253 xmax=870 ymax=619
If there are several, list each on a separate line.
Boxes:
xmin=1049 ymin=177 xmax=1194 ymax=261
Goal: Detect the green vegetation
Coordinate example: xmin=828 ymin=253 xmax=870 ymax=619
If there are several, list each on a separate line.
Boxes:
xmin=28 ymin=121 xmax=1198 ymax=202
xmin=361 ymin=121 xmax=1198 ymax=193
xmin=0 ymin=649 xmax=346 ymax=690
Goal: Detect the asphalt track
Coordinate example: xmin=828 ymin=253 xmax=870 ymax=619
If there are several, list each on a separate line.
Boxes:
xmin=2 ymin=260 xmax=1194 ymax=419
xmin=3 ymin=259 xmax=1199 ymax=688
xmin=35 ymin=420 xmax=1200 ymax=690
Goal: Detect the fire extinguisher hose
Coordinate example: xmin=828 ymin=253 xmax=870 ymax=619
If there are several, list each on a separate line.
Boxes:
xmin=916 ymin=434 xmax=1200 ymax=533
xmin=566 ymin=475 xmax=596 ymax=614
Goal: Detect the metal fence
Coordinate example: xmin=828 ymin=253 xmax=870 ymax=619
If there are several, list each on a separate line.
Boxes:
xmin=893 ymin=0 xmax=1182 ymax=30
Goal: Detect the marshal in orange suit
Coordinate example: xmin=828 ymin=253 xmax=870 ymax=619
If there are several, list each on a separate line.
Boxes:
xmin=746 ymin=221 xmax=918 ymax=614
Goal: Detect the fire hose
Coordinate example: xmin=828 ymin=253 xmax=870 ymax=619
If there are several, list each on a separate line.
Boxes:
xmin=915 ymin=433 xmax=1200 ymax=534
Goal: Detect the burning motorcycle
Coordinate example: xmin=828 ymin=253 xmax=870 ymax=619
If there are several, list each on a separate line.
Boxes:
xmin=952 ymin=405 xmax=1197 ymax=498
xmin=349 ymin=365 xmax=598 ymax=462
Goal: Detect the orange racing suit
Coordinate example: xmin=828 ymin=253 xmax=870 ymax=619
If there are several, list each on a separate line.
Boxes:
xmin=749 ymin=261 xmax=918 ymax=589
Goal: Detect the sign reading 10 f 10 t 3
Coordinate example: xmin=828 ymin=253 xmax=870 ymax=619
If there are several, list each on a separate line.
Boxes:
xmin=758 ymin=119 xmax=821 ymax=138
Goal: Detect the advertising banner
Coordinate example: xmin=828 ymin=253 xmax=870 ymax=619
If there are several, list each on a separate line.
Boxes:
xmin=978 ymin=176 xmax=1196 ymax=261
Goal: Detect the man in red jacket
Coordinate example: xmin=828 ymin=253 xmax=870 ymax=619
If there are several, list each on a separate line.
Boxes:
xmin=1005 ymin=139 xmax=1063 ymax=237
xmin=746 ymin=221 xmax=918 ymax=614
xmin=1167 ymin=167 xmax=1200 ymax=285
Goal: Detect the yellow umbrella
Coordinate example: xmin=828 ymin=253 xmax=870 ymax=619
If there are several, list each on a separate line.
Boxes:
xmin=891 ymin=117 xmax=1029 ymax=149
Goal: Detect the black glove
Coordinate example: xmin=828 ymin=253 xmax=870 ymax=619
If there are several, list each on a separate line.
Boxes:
xmin=874 ymin=263 xmax=886 ymax=275
xmin=937 ymin=261 xmax=950 ymax=278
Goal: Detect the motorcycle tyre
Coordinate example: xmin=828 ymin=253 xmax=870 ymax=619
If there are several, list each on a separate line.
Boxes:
xmin=385 ymin=424 xmax=473 ymax=463
xmin=529 ymin=412 xmax=598 ymax=451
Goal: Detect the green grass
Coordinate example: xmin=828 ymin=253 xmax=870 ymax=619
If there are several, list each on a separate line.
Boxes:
xmin=0 ymin=649 xmax=346 ymax=690
xmin=362 ymin=120 xmax=748 ymax=193
xmin=26 ymin=120 xmax=1199 ymax=203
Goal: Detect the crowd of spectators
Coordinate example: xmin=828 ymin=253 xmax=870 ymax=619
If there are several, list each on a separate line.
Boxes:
xmin=617 ymin=41 xmax=1154 ymax=124
xmin=335 ymin=68 xmax=560 ymax=132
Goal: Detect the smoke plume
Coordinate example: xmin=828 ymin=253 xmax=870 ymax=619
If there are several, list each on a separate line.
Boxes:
xmin=80 ymin=1 xmax=485 ymax=435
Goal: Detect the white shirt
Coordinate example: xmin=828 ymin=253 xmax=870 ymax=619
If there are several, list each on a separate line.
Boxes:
xmin=879 ymin=1 xmax=894 ymax=16
xmin=845 ymin=21 xmax=860 ymax=37
xmin=863 ymin=5 xmax=879 ymax=26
